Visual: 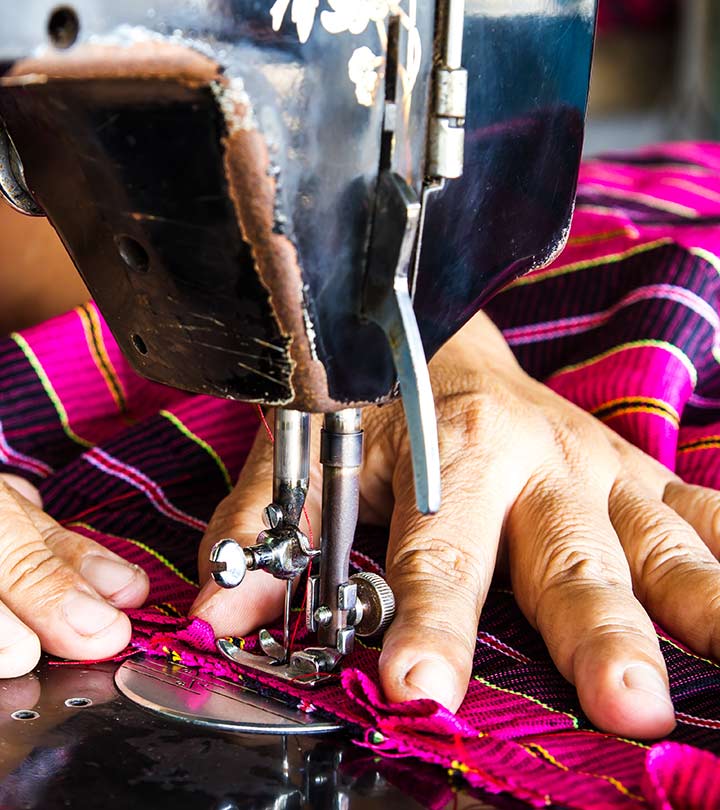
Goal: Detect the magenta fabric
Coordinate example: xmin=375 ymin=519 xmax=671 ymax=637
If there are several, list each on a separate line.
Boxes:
xmin=2 ymin=143 xmax=720 ymax=808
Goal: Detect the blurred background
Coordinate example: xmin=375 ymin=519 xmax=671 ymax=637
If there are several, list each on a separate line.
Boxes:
xmin=586 ymin=0 xmax=720 ymax=153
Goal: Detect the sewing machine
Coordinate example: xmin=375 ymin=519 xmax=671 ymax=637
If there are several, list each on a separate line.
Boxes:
xmin=0 ymin=1 xmax=597 ymax=733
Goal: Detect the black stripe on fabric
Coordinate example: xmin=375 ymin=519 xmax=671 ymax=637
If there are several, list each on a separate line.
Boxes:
xmin=79 ymin=304 xmax=129 ymax=417
xmin=0 ymin=338 xmax=81 ymax=475
xmin=592 ymin=400 xmax=677 ymax=423
xmin=486 ymin=245 xmax=720 ymax=386
xmin=678 ymin=438 xmax=720 ymax=452
xmin=595 ymin=154 xmax=708 ymax=169
xmin=45 ymin=414 xmax=228 ymax=526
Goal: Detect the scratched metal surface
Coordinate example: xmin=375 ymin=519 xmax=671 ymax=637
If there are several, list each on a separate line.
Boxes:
xmin=0 ymin=660 xmax=538 ymax=810
xmin=0 ymin=1 xmax=596 ymax=409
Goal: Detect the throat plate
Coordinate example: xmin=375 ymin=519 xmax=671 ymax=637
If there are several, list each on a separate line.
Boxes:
xmin=114 ymin=656 xmax=342 ymax=735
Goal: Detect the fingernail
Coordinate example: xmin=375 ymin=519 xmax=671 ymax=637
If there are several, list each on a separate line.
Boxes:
xmin=62 ymin=591 xmax=120 ymax=637
xmin=405 ymin=658 xmax=457 ymax=708
xmin=0 ymin=609 xmax=31 ymax=650
xmin=622 ymin=664 xmax=673 ymax=707
xmin=81 ymin=555 xmax=138 ymax=600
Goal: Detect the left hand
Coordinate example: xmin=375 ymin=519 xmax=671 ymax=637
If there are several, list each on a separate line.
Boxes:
xmin=191 ymin=312 xmax=720 ymax=740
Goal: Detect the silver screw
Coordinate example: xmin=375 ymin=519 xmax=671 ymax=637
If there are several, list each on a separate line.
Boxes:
xmin=313 ymin=606 xmax=332 ymax=626
xmin=209 ymin=538 xmax=248 ymax=589
xmin=262 ymin=503 xmax=283 ymax=530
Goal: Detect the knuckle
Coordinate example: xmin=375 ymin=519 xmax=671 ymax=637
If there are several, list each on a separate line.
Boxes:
xmin=2 ymin=548 xmax=71 ymax=604
xmin=635 ymin=525 xmax=711 ymax=595
xmin=551 ymin=415 xmax=607 ymax=469
xmin=706 ymin=589 xmax=720 ymax=619
xmin=391 ymin=535 xmax=487 ymax=605
xmin=638 ymin=530 xmax=687 ymax=583
xmin=398 ymin=605 xmax=477 ymax=657
xmin=435 ymin=385 xmax=515 ymax=464
xmin=576 ymin=619 xmax=658 ymax=656
xmin=536 ymin=539 xmax=631 ymax=601
xmin=542 ymin=544 xmax=611 ymax=587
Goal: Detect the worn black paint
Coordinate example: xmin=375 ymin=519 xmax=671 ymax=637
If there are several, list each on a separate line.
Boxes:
xmin=0 ymin=0 xmax=596 ymax=407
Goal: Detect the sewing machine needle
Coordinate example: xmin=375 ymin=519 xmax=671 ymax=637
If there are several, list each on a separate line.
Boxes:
xmin=283 ymin=579 xmax=292 ymax=663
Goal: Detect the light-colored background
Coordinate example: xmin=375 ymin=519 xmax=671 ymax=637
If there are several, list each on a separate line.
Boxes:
xmin=586 ymin=0 xmax=719 ymax=154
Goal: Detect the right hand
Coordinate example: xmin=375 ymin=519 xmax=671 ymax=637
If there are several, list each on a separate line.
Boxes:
xmin=0 ymin=474 xmax=149 ymax=678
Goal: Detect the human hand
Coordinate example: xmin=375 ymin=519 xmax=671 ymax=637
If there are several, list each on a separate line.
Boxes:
xmin=191 ymin=312 xmax=720 ymax=739
xmin=0 ymin=474 xmax=149 ymax=678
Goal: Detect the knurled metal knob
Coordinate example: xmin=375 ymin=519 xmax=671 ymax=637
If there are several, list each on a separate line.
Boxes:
xmin=209 ymin=538 xmax=248 ymax=589
xmin=350 ymin=572 xmax=396 ymax=637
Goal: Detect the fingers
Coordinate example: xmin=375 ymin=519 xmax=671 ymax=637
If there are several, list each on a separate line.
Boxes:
xmin=191 ymin=417 xmax=323 ymax=637
xmin=0 ymin=601 xmax=40 ymax=679
xmin=0 ymin=485 xmax=131 ymax=664
xmin=611 ymin=479 xmax=720 ymax=659
xmin=24 ymin=503 xmax=149 ymax=608
xmin=378 ymin=400 xmax=514 ymax=713
xmin=510 ymin=479 xmax=675 ymax=739
xmin=663 ymin=481 xmax=720 ymax=558
xmin=0 ymin=474 xmax=42 ymax=508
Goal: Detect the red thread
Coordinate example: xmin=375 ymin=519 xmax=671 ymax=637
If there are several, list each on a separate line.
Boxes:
xmin=256 ymin=404 xmax=275 ymax=443
xmin=60 ymin=474 xmax=192 ymax=524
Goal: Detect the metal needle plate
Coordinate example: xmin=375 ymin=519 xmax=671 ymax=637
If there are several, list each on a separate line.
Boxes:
xmin=114 ymin=656 xmax=342 ymax=735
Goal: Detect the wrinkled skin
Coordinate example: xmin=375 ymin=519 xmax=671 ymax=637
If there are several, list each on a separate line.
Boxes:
xmin=191 ymin=313 xmax=720 ymax=740
xmin=2 ymin=313 xmax=720 ymax=741
xmin=0 ymin=475 xmax=149 ymax=678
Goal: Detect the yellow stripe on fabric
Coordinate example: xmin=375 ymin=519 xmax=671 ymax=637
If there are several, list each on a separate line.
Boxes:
xmin=547 ymin=340 xmax=698 ymax=389
xmin=600 ymin=405 xmax=678 ymax=428
xmin=11 ymin=332 xmax=93 ymax=448
xmin=576 ymin=203 xmax=640 ymax=218
xmin=473 ymin=675 xmax=580 ymax=728
xmin=523 ymin=743 xmax=644 ymax=802
xmin=584 ymin=729 xmax=650 ymax=751
xmin=593 ymin=395 xmax=680 ymax=422
xmin=657 ymin=633 xmax=720 ymax=671
xmin=579 ymin=183 xmax=699 ymax=218
xmin=567 ymin=228 xmax=637 ymax=247
xmin=678 ymin=438 xmax=720 ymax=454
xmin=663 ymin=177 xmax=720 ymax=204
xmin=506 ymin=239 xmax=671 ymax=289
xmin=592 ymin=396 xmax=680 ymax=429
xmin=65 ymin=520 xmax=199 ymax=588
xmin=690 ymin=247 xmax=720 ymax=276
xmin=159 ymin=410 xmax=232 ymax=492
xmin=77 ymin=305 xmax=130 ymax=418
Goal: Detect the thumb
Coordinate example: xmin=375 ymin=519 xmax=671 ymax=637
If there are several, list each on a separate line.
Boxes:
xmin=190 ymin=414 xmax=322 ymax=637
xmin=0 ymin=474 xmax=43 ymax=508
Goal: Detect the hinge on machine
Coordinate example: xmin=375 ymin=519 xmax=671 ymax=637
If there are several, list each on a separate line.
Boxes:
xmin=427 ymin=0 xmax=468 ymax=180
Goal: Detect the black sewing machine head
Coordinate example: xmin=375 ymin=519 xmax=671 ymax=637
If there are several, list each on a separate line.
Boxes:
xmin=0 ymin=1 xmax=597 ymax=412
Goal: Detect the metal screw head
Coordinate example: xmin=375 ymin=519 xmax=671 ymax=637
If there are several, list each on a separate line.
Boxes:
xmin=313 ymin=606 xmax=332 ymax=627
xmin=350 ymin=572 xmax=396 ymax=637
xmin=209 ymin=538 xmax=247 ymax=589
xmin=262 ymin=503 xmax=283 ymax=530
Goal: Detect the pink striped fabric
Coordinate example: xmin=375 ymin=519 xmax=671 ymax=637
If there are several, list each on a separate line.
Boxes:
xmin=1 ymin=142 xmax=720 ymax=808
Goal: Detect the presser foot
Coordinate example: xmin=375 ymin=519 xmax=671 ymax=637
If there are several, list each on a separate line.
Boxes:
xmin=216 ymin=637 xmax=339 ymax=688
xmin=114 ymin=655 xmax=342 ymax=734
